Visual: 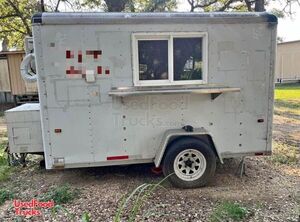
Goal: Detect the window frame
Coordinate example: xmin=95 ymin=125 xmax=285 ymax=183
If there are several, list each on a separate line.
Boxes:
xmin=132 ymin=32 xmax=208 ymax=86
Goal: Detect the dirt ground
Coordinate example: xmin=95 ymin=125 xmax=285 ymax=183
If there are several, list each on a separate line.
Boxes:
xmin=0 ymin=115 xmax=7 ymax=149
xmin=0 ymin=104 xmax=299 ymax=222
xmin=273 ymin=113 xmax=300 ymax=147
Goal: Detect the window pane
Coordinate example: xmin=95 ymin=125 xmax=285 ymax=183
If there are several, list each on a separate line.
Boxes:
xmin=173 ymin=38 xmax=203 ymax=81
xmin=138 ymin=40 xmax=168 ymax=81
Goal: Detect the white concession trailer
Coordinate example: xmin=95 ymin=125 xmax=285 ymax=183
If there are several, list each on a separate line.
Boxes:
xmin=5 ymin=12 xmax=277 ymax=188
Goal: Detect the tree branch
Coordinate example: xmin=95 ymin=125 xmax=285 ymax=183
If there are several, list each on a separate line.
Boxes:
xmin=6 ymin=0 xmax=31 ymax=35
xmin=244 ymin=0 xmax=253 ymax=11
xmin=194 ymin=0 xmax=219 ymax=8
xmin=187 ymin=0 xmax=195 ymax=12
xmin=0 ymin=14 xmax=18 ymax=19
xmin=55 ymin=0 xmax=61 ymax=12
xmin=6 ymin=24 xmax=28 ymax=35
xmin=41 ymin=0 xmax=45 ymax=12
xmin=188 ymin=0 xmax=219 ymax=11
xmin=217 ymin=0 xmax=235 ymax=11
xmin=254 ymin=0 xmax=265 ymax=12
xmin=0 ymin=30 xmax=19 ymax=34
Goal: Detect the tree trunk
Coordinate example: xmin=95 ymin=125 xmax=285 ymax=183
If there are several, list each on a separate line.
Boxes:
xmin=40 ymin=0 xmax=45 ymax=12
xmin=1 ymin=37 xmax=8 ymax=51
xmin=104 ymin=0 xmax=128 ymax=12
xmin=254 ymin=0 xmax=265 ymax=12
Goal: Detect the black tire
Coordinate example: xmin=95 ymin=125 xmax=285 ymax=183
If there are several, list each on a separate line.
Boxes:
xmin=162 ymin=137 xmax=216 ymax=188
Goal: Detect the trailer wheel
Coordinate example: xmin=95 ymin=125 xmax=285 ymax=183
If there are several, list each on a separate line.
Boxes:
xmin=162 ymin=137 xmax=216 ymax=188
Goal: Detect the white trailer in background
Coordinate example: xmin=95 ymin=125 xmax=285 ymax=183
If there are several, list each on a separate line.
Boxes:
xmin=5 ymin=12 xmax=277 ymax=188
xmin=276 ymin=40 xmax=300 ymax=83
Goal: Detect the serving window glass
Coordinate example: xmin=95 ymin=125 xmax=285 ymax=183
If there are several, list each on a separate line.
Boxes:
xmin=132 ymin=32 xmax=207 ymax=86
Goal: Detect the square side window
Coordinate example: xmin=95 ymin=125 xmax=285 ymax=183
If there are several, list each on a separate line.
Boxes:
xmin=138 ymin=40 xmax=169 ymax=81
xmin=173 ymin=37 xmax=203 ymax=81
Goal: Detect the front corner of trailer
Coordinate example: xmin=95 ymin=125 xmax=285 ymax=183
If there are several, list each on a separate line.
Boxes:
xmin=32 ymin=12 xmax=43 ymax=24
xmin=264 ymin=13 xmax=278 ymax=23
xmin=266 ymin=17 xmax=277 ymax=157
xmin=260 ymin=12 xmax=278 ymax=28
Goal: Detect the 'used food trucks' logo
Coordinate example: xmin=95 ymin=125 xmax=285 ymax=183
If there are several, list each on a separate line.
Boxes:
xmin=13 ymin=199 xmax=54 ymax=216
xmin=112 ymin=95 xmax=190 ymax=127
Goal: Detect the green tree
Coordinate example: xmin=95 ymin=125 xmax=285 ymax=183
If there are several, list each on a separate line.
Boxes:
xmin=133 ymin=0 xmax=177 ymax=12
xmin=186 ymin=0 xmax=265 ymax=12
xmin=0 ymin=0 xmax=177 ymax=50
xmin=0 ymin=0 xmax=299 ymax=50
xmin=186 ymin=0 xmax=300 ymax=13
xmin=0 ymin=0 xmax=39 ymax=49
xmin=0 ymin=0 xmax=81 ymax=50
xmin=82 ymin=0 xmax=177 ymax=12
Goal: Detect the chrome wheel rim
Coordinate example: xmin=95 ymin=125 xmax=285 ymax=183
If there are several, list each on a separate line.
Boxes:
xmin=173 ymin=149 xmax=207 ymax=181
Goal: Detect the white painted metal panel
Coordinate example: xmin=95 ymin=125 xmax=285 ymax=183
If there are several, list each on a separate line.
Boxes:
xmin=5 ymin=103 xmax=43 ymax=153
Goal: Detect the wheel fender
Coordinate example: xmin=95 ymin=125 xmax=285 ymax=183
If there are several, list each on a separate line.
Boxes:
xmin=154 ymin=128 xmax=223 ymax=167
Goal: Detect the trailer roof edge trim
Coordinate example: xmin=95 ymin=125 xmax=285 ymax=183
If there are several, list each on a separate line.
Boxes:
xmin=32 ymin=12 xmax=277 ymax=25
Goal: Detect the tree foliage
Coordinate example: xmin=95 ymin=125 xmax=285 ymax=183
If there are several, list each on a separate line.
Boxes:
xmin=82 ymin=0 xmax=177 ymax=12
xmin=0 ymin=0 xmax=39 ymax=49
xmin=186 ymin=0 xmax=265 ymax=12
xmin=0 ymin=0 xmax=84 ymax=49
xmin=0 ymin=0 xmax=299 ymax=50
xmin=133 ymin=0 xmax=177 ymax=12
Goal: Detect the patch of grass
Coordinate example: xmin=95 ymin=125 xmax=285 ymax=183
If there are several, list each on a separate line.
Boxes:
xmin=254 ymin=202 xmax=265 ymax=209
xmin=274 ymin=83 xmax=300 ymax=116
xmin=0 ymin=141 xmax=11 ymax=182
xmin=0 ymin=188 xmax=14 ymax=205
xmin=271 ymin=142 xmax=298 ymax=165
xmin=41 ymin=184 xmax=79 ymax=204
xmin=51 ymin=205 xmax=75 ymax=220
xmin=274 ymin=105 xmax=300 ymax=117
xmin=81 ymin=212 xmax=91 ymax=222
xmin=275 ymin=99 xmax=300 ymax=110
xmin=275 ymin=83 xmax=300 ymax=101
xmin=0 ymin=139 xmax=6 ymax=148
xmin=0 ymin=142 xmax=8 ymax=165
xmin=51 ymin=205 xmax=91 ymax=221
xmin=114 ymin=175 xmax=170 ymax=222
xmin=275 ymin=82 xmax=300 ymax=89
xmin=1 ymin=131 xmax=7 ymax=139
xmin=0 ymin=165 xmax=11 ymax=182
xmin=210 ymin=201 xmax=248 ymax=222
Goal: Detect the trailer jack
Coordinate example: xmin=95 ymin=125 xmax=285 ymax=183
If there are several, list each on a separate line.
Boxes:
xmin=235 ymin=157 xmax=246 ymax=178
